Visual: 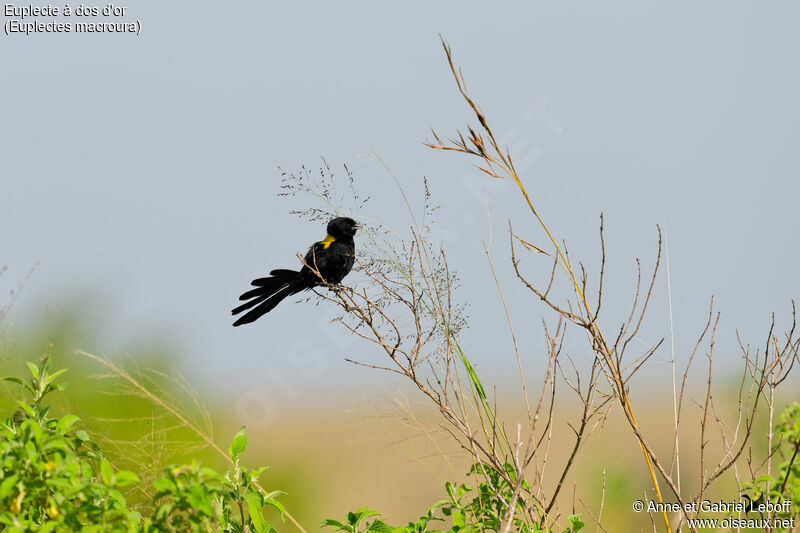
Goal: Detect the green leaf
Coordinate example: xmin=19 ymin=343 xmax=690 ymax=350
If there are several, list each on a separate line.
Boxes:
xmin=445 ymin=481 xmax=458 ymax=501
xmin=367 ymin=520 xmax=394 ymax=533
xmin=567 ymin=514 xmax=585 ymax=532
xmin=0 ymin=475 xmax=19 ymax=499
xmin=44 ymin=368 xmax=68 ymax=386
xmin=114 ymin=470 xmax=139 ymax=487
xmin=247 ymin=492 xmax=268 ymax=533
xmin=100 ymin=458 xmax=114 ymax=485
xmin=3 ymin=376 xmax=26 ymax=387
xmin=17 ymin=400 xmax=35 ymax=417
xmin=250 ymin=465 xmax=268 ymax=482
xmin=428 ymin=499 xmax=450 ymax=513
xmin=460 ymin=357 xmax=486 ymax=401
xmin=42 ymin=439 xmax=70 ymax=453
xmin=349 ymin=507 xmax=381 ymax=527
xmin=26 ymin=361 xmax=39 ymax=380
xmin=263 ymin=489 xmax=287 ymax=500
xmin=24 ymin=440 xmax=38 ymax=461
xmin=229 ymin=426 xmax=248 ymax=460
xmin=366 ymin=520 xmax=393 ymax=532
xmin=263 ymin=498 xmax=286 ymax=520
xmin=21 ymin=418 xmax=44 ymax=444
xmin=188 ymin=484 xmax=214 ymax=516
xmin=57 ymin=414 xmax=81 ymax=434
xmin=320 ymin=519 xmax=346 ymax=530
xmin=152 ymin=477 xmax=175 ymax=493
xmin=451 ymin=510 xmax=465 ymax=528
xmin=38 ymin=523 xmax=58 ymax=533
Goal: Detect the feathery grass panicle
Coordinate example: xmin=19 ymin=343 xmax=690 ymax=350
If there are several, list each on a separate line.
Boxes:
xmin=75 ymin=350 xmax=308 ymax=532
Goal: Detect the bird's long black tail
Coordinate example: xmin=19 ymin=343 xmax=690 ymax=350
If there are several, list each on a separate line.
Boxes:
xmin=232 ymin=269 xmax=306 ymax=326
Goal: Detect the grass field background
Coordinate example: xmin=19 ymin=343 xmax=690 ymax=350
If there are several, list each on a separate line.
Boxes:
xmin=2 ymin=303 xmax=793 ymax=530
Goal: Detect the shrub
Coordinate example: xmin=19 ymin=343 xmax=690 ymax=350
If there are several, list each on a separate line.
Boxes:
xmin=1 ymin=358 xmax=284 ymax=532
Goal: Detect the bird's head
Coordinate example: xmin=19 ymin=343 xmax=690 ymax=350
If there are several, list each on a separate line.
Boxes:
xmin=327 ymin=217 xmax=360 ymax=239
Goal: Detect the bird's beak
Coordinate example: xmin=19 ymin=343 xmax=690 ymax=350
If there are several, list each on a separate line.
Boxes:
xmin=355 ymin=222 xmax=363 ymax=230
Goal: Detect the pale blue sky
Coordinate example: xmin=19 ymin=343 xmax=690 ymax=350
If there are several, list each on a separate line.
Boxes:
xmin=2 ymin=2 xmax=798 ymax=416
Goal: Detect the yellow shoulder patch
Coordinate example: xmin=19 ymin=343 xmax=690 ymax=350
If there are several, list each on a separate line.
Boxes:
xmin=320 ymin=234 xmax=336 ymax=249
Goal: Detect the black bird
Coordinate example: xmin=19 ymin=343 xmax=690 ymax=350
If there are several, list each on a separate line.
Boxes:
xmin=232 ymin=217 xmax=359 ymax=326
xmin=742 ymin=493 xmax=764 ymax=513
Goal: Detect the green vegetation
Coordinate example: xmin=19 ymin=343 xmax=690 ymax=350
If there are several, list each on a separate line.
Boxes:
xmin=742 ymin=402 xmax=800 ymax=524
xmin=1 ymin=358 xmax=284 ymax=532
xmin=1 ymin=358 xmax=590 ymax=532
xmin=4 ymin=358 xmax=798 ymax=531
xmin=323 ymin=466 xmax=585 ymax=533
